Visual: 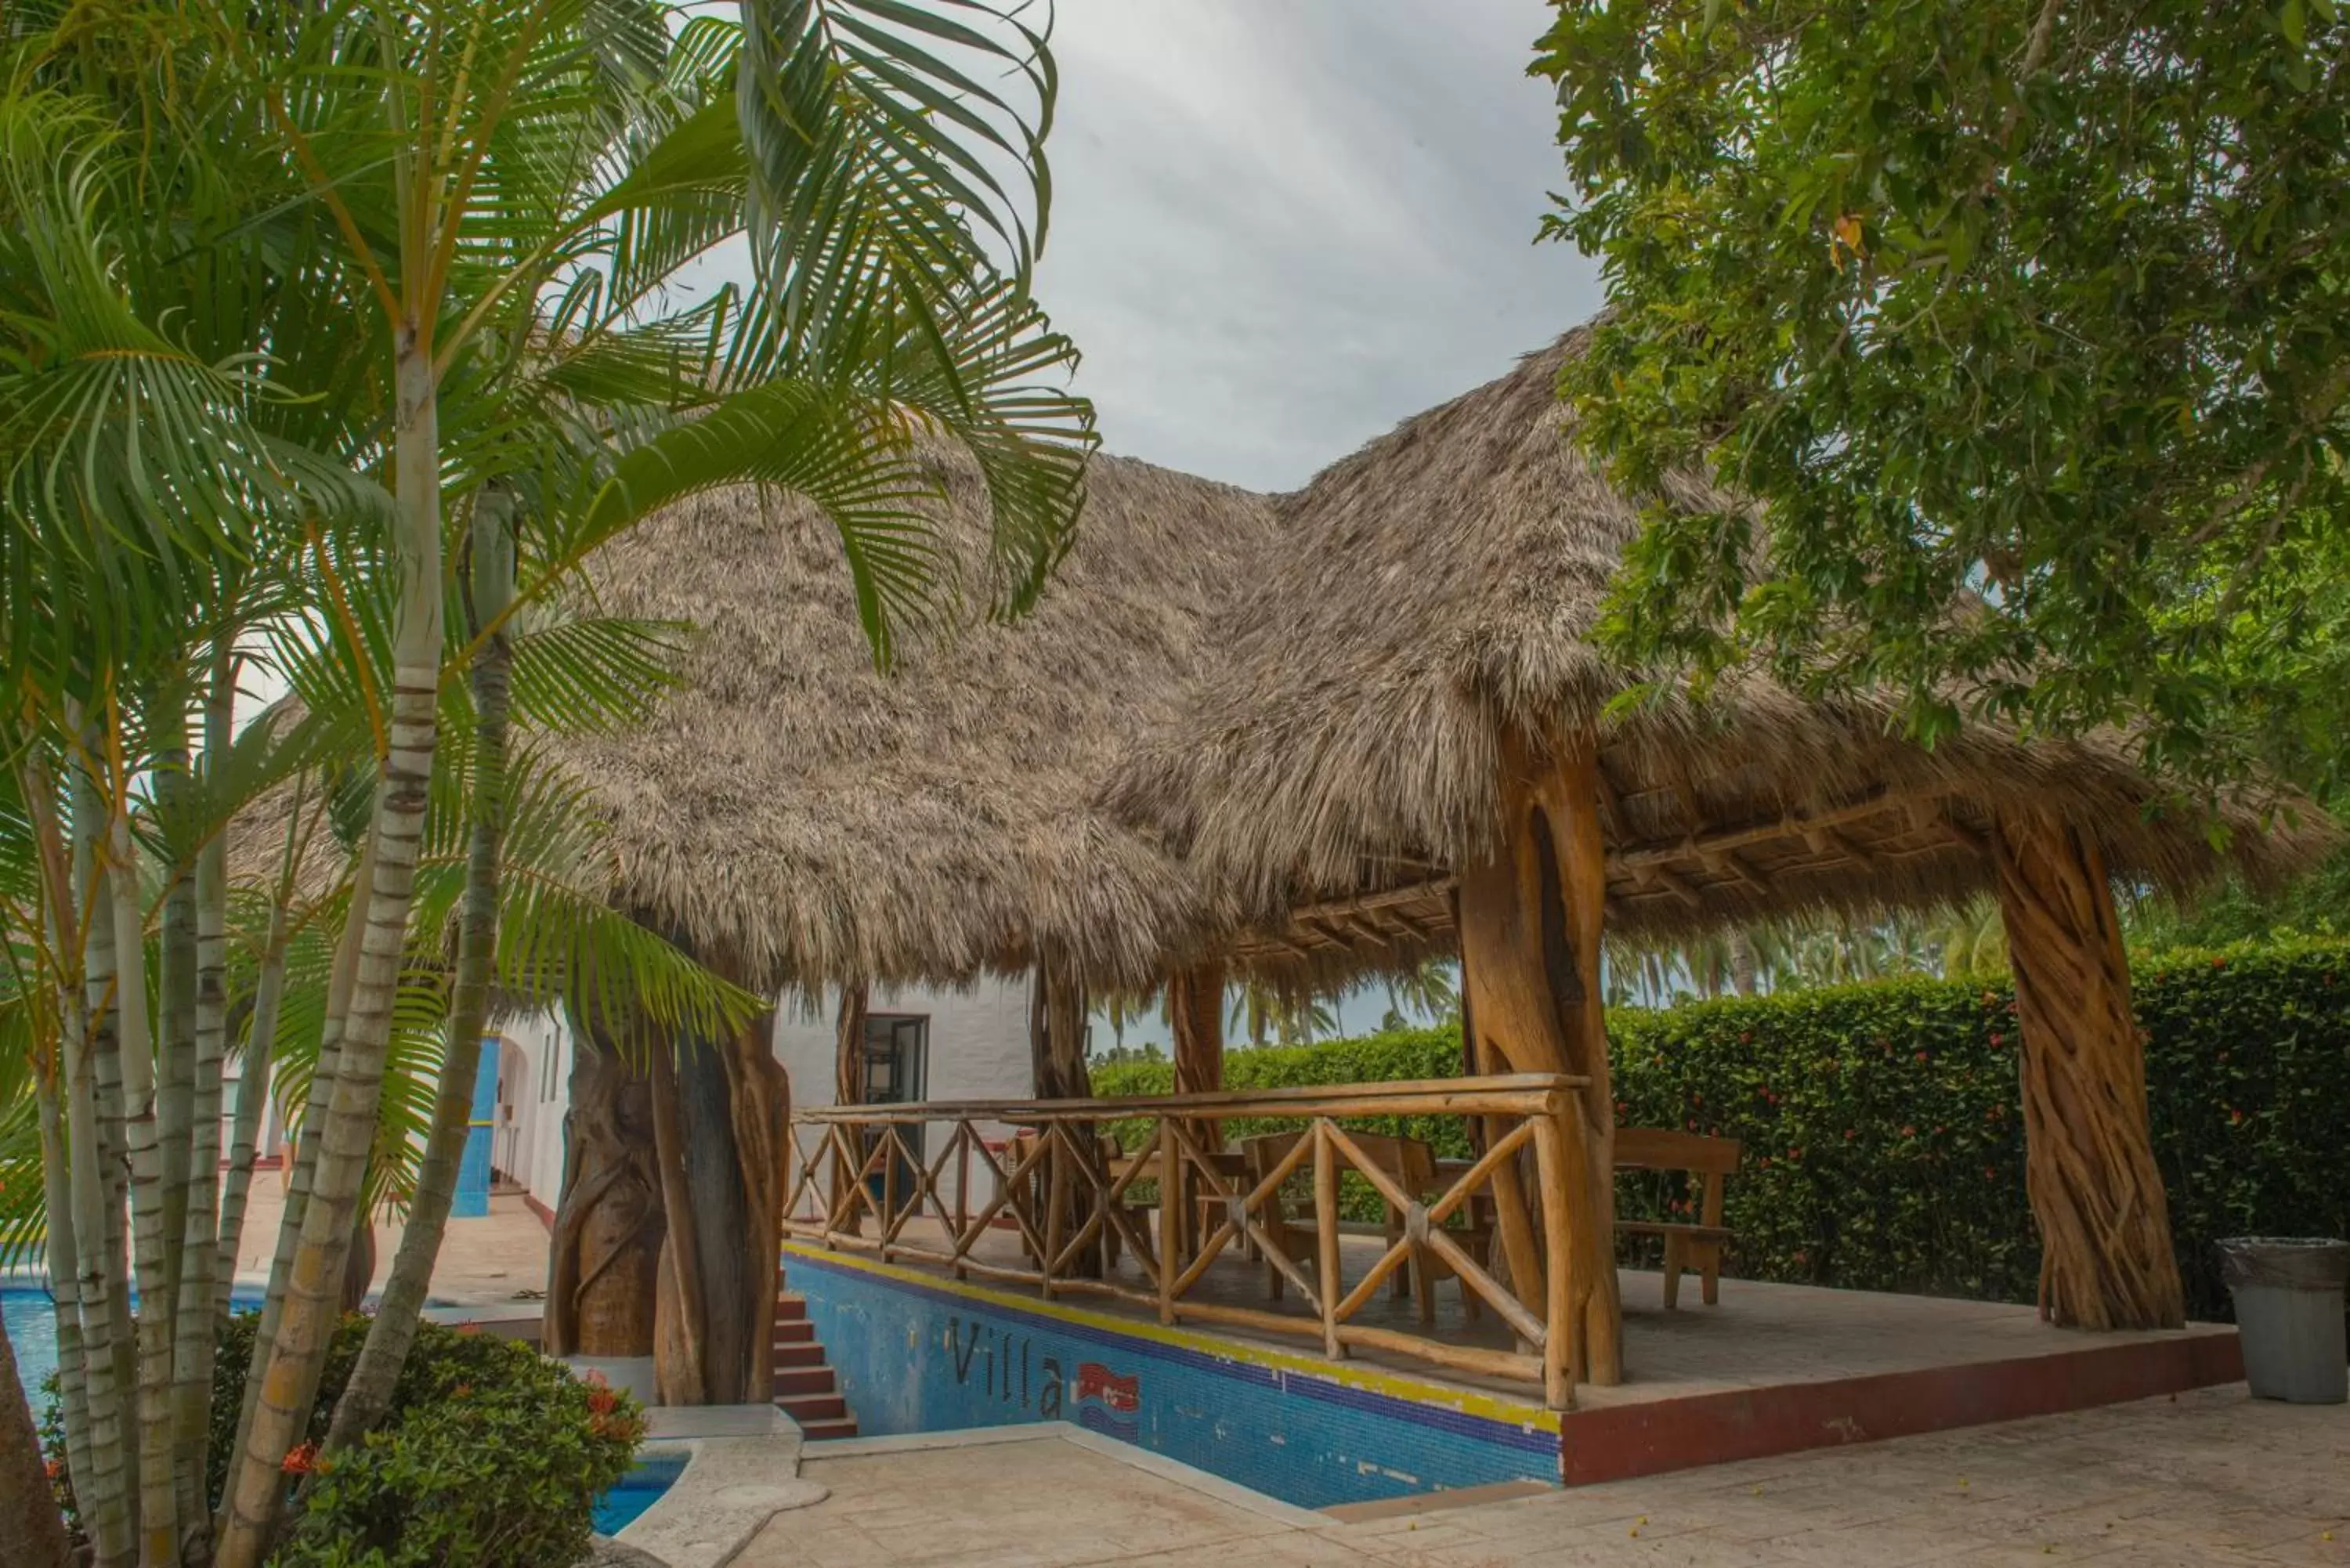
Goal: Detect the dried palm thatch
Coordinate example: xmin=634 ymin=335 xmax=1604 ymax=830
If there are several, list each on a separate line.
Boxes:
xmin=1102 ymin=327 xmax=2334 ymax=985
xmin=551 ymin=443 xmax=1278 ymax=995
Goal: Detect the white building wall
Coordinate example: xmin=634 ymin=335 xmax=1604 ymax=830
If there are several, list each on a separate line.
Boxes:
xmin=772 ymin=975 xmax=1036 ymax=1214
xmin=491 ymin=1011 xmax=576 ymax=1220
xmin=483 ymin=974 xmax=1039 ymax=1230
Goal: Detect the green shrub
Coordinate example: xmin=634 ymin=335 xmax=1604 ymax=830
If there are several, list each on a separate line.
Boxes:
xmin=43 ymin=1314 xmax=642 ymax=1567
xmin=1094 ymin=938 xmax=2350 ymax=1319
xmin=270 ymin=1330 xmax=642 ymax=1568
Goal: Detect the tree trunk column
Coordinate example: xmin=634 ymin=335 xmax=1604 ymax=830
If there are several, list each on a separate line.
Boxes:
xmin=1456 ymin=728 xmax=1622 ymax=1388
xmin=1029 ymin=947 xmax=1100 ymax=1277
xmin=830 ymin=983 xmax=868 ymax=1235
xmin=1991 ymin=812 xmax=2185 ymax=1331
xmin=1166 ymin=962 xmax=1226 ymax=1266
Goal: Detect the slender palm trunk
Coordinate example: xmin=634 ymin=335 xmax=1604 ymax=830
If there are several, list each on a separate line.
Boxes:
xmin=106 ymin=782 xmax=183 ymax=1564
xmin=0 ymin=1306 xmax=73 ymax=1568
xmin=155 ymin=717 xmax=198 ymax=1346
xmin=324 ymin=493 xmax=512 ymax=1455
xmin=219 ymin=836 xmax=371 ymax=1548
xmin=170 ymin=655 xmax=236 ymax=1559
xmin=213 ymin=929 xmax=290 ymax=1317
xmin=68 ymin=735 xmax=136 ymax=1568
xmin=216 ymin=317 xmax=445 ymax=1568
xmin=20 ymin=752 xmax=94 ymax=1534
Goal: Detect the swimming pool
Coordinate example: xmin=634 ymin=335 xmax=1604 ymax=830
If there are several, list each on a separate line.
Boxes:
xmin=5 ymin=1284 xmax=269 ymax=1415
xmin=591 ymin=1448 xmax=688 ymax=1536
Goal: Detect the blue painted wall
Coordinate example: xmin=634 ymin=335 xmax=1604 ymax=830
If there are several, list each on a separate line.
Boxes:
xmin=452 ymin=1042 xmax=499 ymax=1219
xmin=785 ymin=1246 xmax=1560 ymax=1510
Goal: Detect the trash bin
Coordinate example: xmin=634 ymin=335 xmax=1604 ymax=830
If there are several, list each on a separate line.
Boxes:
xmin=2218 ymin=1237 xmax=2348 ymax=1404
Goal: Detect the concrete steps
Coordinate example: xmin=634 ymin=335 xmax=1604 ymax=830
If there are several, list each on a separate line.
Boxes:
xmin=771 ymin=1270 xmax=857 ymax=1440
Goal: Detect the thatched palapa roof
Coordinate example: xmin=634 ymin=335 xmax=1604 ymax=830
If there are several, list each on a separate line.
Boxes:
xmin=1103 ymin=327 xmax=2332 ymax=982
xmin=559 ymin=445 xmax=1278 ymax=995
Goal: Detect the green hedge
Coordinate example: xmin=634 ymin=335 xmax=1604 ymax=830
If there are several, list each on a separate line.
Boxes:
xmin=1094 ymin=939 xmax=2350 ymax=1320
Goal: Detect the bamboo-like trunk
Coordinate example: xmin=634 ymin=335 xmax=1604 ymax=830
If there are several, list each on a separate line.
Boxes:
xmin=170 ymin=654 xmax=236 ymax=1553
xmin=104 ymin=769 xmax=183 ymax=1563
xmin=1991 ymin=813 xmax=2186 ymax=1331
xmin=323 ymin=493 xmax=514 ymax=1454
xmin=0 ymin=1306 xmax=73 ymax=1568
xmin=212 ymin=944 xmax=286 ymax=1318
xmin=156 ymin=722 xmax=198 ymax=1349
xmin=216 ymin=313 xmax=446 ymax=1568
xmin=214 ymin=782 xmax=313 ymax=1321
xmin=20 ymin=752 xmax=96 ymax=1540
xmin=221 ymin=836 xmax=371 ymax=1548
xmin=67 ymin=737 xmax=136 ymax=1568
xmin=85 ymin=874 xmax=138 ymax=1545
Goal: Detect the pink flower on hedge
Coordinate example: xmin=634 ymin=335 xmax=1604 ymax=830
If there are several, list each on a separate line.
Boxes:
xmin=1989 ymin=1031 xmax=2004 ymax=1047
xmin=282 ymin=1443 xmax=319 ymax=1476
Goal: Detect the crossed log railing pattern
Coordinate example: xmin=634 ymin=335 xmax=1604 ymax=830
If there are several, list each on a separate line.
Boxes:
xmin=781 ymin=1074 xmax=1592 ymax=1407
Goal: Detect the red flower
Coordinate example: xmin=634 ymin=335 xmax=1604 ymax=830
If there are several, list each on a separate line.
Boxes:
xmin=582 ymin=1368 xmax=608 ymax=1387
xmin=45 ymin=1458 xmax=61 ymax=1480
xmin=2211 ymin=956 xmax=2227 ymax=970
xmin=454 ymin=1322 xmax=482 ymax=1338
xmin=2229 ymin=1108 xmax=2244 ymax=1125
xmin=587 ymin=1386 xmax=620 ymax=1417
xmin=1914 ymin=1050 xmax=1929 ymax=1062
xmin=451 ymin=1383 xmax=473 ymax=1400
xmin=1737 ymin=1031 xmax=1753 ymax=1045
xmin=1844 ymin=1128 xmax=1857 ymax=1140
xmin=1788 ymin=1147 xmax=1803 ymax=1162
xmin=1983 ymin=1165 xmax=1997 ymax=1180
xmin=1988 ymin=1032 xmax=2003 ymax=1048
xmin=282 ymin=1443 xmax=319 ymax=1476
xmin=1900 ymin=1126 xmax=1916 ymax=1138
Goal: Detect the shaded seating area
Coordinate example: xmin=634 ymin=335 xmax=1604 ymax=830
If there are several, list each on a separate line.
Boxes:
xmin=771 ymin=325 xmax=2326 ymax=1416
xmin=1089 ymin=326 xmax=2330 ymax=1396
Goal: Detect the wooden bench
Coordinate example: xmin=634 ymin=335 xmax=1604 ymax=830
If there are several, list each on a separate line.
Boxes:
xmin=1612 ymin=1128 xmax=1739 ymax=1310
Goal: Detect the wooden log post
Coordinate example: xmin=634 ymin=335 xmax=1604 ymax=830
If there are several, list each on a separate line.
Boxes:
xmin=1168 ymin=962 xmax=1225 ymax=1099
xmin=1030 ymin=944 xmax=1101 ymax=1277
xmin=1456 ymin=728 xmax=1622 ymax=1386
xmin=1990 ymin=812 xmax=2186 ymax=1331
xmin=830 ymin=982 xmax=868 ymax=1235
xmin=1166 ymin=961 xmax=1225 ymax=1264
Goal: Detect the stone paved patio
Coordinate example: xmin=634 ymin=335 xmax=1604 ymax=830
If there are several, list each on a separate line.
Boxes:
xmin=230 ymin=1181 xmax=551 ymax=1310
xmin=732 ymin=1386 xmax=2348 ymax=1567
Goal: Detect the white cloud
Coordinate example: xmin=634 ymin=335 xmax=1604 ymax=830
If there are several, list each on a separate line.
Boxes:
xmin=1037 ymin=0 xmax=1601 ymax=490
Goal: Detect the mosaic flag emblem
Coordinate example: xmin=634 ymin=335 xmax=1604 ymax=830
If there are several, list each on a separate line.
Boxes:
xmin=1074 ymin=1361 xmax=1140 ymax=1440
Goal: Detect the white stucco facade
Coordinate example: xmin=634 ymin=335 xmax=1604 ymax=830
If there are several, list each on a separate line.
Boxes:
xmin=771 ymin=975 xmax=1039 ymax=1214
xmin=477 ymin=974 xmax=1043 ymax=1225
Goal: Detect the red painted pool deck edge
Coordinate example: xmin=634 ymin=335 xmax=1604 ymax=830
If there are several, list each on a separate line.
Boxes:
xmin=1556 ymin=1326 xmax=2244 ymax=1486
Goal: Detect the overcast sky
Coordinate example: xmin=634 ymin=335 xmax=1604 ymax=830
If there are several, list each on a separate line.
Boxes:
xmin=1036 ymin=0 xmax=1601 ymax=493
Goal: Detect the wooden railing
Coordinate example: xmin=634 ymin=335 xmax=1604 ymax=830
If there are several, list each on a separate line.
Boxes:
xmin=780 ymin=1074 xmax=1592 ymax=1407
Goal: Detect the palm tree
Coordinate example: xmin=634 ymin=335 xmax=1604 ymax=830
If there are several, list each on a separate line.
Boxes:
xmin=2 ymin=2 xmax=1094 ymax=1562
xmin=1381 ymin=959 xmax=1459 ymax=1026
